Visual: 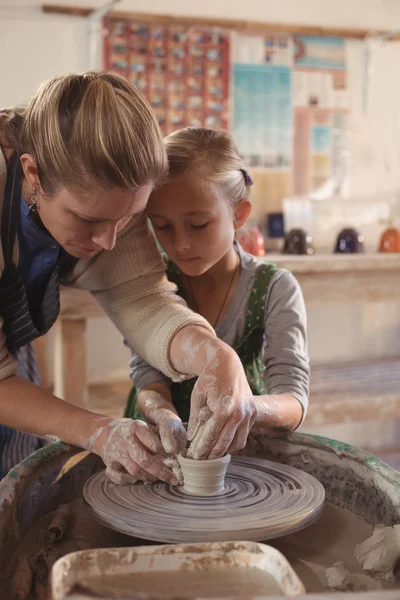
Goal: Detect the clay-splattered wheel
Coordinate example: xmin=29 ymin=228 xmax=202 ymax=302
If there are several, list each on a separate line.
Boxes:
xmin=83 ymin=456 xmax=325 ymax=543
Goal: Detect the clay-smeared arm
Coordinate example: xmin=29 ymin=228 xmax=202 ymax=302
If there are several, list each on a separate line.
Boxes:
xmin=256 ymin=271 xmax=309 ymax=430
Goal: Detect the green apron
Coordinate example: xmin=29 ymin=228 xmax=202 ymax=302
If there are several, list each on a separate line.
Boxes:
xmin=125 ymin=258 xmax=278 ymax=421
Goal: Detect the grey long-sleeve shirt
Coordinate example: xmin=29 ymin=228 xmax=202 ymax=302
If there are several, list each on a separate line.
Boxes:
xmin=128 ymin=244 xmax=310 ymax=420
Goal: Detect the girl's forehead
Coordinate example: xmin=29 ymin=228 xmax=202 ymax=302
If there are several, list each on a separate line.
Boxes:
xmin=149 ymin=177 xmax=225 ymax=213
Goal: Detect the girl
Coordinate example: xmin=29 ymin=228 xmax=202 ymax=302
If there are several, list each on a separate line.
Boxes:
xmin=126 ymin=127 xmax=310 ymax=459
xmin=0 ymin=75 xmax=257 ymax=483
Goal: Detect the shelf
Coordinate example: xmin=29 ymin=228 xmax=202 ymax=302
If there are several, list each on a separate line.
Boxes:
xmin=263 ymin=252 xmax=400 ymax=274
xmin=261 ymin=253 xmax=400 ymax=304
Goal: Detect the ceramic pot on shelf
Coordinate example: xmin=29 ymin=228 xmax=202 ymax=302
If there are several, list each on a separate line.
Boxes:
xmin=379 ymin=226 xmax=400 ymax=252
xmin=282 ymin=228 xmax=314 ymax=255
xmin=236 ymin=227 xmax=265 ymax=257
xmin=334 ymin=228 xmax=365 ymax=254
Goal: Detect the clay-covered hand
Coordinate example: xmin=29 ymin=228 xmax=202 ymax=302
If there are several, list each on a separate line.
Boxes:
xmin=156 ymin=410 xmax=187 ymax=456
xmin=187 ymin=341 xmax=257 ymax=460
xmin=137 ymin=387 xmax=187 ymax=456
xmin=84 ymin=417 xmax=178 ymax=486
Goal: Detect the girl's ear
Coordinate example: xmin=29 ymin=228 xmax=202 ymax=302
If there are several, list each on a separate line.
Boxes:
xmin=234 ymin=198 xmax=252 ymax=230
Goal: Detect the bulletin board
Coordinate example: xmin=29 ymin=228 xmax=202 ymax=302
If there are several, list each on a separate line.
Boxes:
xmin=103 ymin=17 xmax=349 ymax=200
xmin=103 ymin=19 xmax=230 ymax=134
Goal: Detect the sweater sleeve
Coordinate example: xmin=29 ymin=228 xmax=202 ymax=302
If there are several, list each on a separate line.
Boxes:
xmin=128 ymin=344 xmax=171 ymax=391
xmin=263 ymin=269 xmax=310 ymax=424
xmin=66 ymin=215 xmax=215 ymax=382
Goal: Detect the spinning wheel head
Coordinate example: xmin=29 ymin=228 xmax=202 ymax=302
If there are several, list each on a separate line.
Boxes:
xmin=84 ymin=457 xmax=325 ymax=543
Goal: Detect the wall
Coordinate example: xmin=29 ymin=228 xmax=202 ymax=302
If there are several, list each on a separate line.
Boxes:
xmin=2 ymin=1 xmax=400 ymax=196
xmin=1 ymin=2 xmax=400 ymax=448
xmin=12 ymin=0 xmax=400 ymax=30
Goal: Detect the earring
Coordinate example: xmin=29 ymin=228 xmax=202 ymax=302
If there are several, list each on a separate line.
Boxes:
xmin=29 ymin=187 xmax=38 ymax=217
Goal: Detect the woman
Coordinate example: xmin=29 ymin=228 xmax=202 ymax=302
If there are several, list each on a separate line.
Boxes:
xmin=0 ymin=71 xmax=256 ymax=484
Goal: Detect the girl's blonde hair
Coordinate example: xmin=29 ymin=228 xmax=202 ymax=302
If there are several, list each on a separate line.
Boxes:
xmin=164 ymin=127 xmax=251 ymax=205
xmin=0 ymin=71 xmax=167 ymax=195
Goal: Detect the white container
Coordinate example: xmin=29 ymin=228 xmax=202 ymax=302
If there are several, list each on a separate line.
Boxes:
xmin=52 ymin=541 xmax=305 ymax=599
xmin=177 ymin=454 xmax=231 ymax=496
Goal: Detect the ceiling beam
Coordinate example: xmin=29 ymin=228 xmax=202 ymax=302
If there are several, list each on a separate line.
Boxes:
xmin=42 ymin=4 xmax=400 ymax=40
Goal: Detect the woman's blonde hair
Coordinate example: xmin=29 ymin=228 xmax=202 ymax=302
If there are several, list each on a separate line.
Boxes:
xmin=164 ymin=127 xmax=251 ymax=205
xmin=1 ymin=71 xmax=167 ymax=195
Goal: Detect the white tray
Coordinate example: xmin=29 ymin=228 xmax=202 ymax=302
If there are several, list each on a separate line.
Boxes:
xmin=52 ymin=541 xmax=305 ymax=599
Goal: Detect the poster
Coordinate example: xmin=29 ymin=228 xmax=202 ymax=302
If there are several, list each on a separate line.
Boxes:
xmin=294 ymin=36 xmax=345 ymax=71
xmin=103 ymin=21 xmax=349 ymax=203
xmin=232 ymin=33 xmax=293 ymax=218
xmin=232 ymin=34 xmax=293 ymax=169
xmin=233 ymin=64 xmax=292 ymax=169
xmin=292 ymin=35 xmax=348 ymax=195
xmin=104 ymin=19 xmax=230 ymax=134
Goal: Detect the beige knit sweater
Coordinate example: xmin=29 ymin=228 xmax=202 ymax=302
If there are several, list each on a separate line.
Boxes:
xmin=0 ymin=149 xmax=214 ymax=382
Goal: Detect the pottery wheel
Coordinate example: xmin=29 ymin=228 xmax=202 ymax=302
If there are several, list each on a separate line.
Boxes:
xmin=83 ymin=456 xmax=325 ymax=543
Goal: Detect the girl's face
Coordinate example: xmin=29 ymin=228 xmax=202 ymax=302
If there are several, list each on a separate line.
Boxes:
xmin=147 ymin=175 xmax=250 ymax=276
xmin=21 ymin=154 xmax=152 ymax=259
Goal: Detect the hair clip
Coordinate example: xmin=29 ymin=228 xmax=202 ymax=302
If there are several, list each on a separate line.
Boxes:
xmin=240 ymin=168 xmax=254 ymax=187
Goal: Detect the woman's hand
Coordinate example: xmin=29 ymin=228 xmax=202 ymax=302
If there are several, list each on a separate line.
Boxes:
xmin=170 ymin=327 xmax=257 ymax=460
xmin=186 ymin=342 xmax=257 ymax=459
xmin=84 ymin=417 xmax=178 ymax=485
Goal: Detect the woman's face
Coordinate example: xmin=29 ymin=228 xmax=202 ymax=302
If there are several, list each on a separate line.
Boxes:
xmin=148 ymin=175 xmax=250 ymax=276
xmin=36 ymin=184 xmax=152 ymax=259
xmin=20 ymin=154 xmax=152 ymax=259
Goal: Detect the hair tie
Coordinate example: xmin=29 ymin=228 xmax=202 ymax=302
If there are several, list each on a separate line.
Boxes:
xmin=240 ymin=168 xmax=254 ymax=186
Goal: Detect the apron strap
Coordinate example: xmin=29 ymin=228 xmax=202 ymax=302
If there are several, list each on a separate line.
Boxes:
xmin=2 ymin=152 xmax=23 ymax=266
xmin=239 ymin=263 xmax=278 ymax=345
xmin=233 ymin=263 xmax=278 ymax=395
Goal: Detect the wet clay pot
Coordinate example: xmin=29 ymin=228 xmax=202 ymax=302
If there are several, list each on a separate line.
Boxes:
xmin=177 ymin=454 xmax=231 ymax=496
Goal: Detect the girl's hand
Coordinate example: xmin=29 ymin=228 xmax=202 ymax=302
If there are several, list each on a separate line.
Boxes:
xmin=138 ymin=386 xmax=187 ymax=455
xmin=156 ymin=410 xmax=187 ymax=455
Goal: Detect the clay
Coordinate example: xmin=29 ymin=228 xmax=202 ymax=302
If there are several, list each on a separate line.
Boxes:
xmin=163 ymin=457 xmax=183 ymax=486
xmin=33 ymin=577 xmax=49 ymax=600
xmin=73 ymin=568 xmax=282 ymax=598
xmin=10 ymin=555 xmax=33 ymax=600
xmin=177 ymin=454 xmax=231 ymax=496
xmin=5 ymin=499 xmax=135 ymax=600
xmin=30 ymin=548 xmax=50 ymax=584
xmin=355 ymin=524 xmax=400 ymax=582
xmin=326 ymin=561 xmax=381 ymax=592
xmin=272 ymin=503 xmax=400 ymax=593
xmin=326 ymin=561 xmax=356 ymax=591
xmin=45 ymin=503 xmax=70 ymax=545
